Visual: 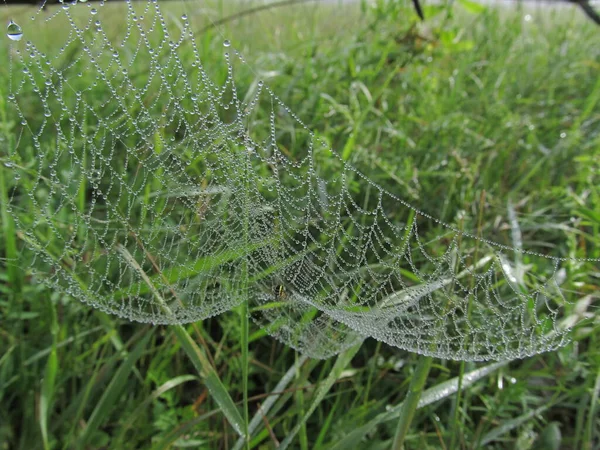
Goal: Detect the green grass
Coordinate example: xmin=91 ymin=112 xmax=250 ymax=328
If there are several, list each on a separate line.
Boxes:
xmin=1 ymin=0 xmax=599 ymax=449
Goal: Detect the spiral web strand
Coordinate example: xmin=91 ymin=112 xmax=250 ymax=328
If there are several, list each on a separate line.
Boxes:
xmin=3 ymin=0 xmax=596 ymax=360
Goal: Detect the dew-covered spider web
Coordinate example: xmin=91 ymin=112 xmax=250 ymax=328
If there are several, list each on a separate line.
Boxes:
xmin=2 ymin=0 xmax=598 ymax=361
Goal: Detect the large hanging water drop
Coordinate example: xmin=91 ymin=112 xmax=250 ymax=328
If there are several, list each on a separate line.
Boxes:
xmin=6 ymin=20 xmax=23 ymax=42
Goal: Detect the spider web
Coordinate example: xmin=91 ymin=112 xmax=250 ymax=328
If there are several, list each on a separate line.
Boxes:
xmin=2 ymin=0 xmax=596 ymax=360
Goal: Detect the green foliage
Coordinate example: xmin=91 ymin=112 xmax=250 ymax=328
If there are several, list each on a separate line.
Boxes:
xmin=0 ymin=0 xmax=598 ymax=449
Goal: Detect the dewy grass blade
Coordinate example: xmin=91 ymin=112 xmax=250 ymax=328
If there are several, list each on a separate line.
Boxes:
xmin=279 ymin=342 xmax=362 ymax=450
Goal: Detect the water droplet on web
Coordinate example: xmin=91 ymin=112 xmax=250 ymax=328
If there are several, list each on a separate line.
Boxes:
xmin=91 ymin=8 xmax=97 ymax=15
xmin=4 ymin=162 xmax=14 ymax=168
xmin=6 ymin=20 xmax=23 ymax=41
xmin=181 ymin=14 xmax=188 ymax=21
xmin=223 ymin=40 xmax=231 ymax=47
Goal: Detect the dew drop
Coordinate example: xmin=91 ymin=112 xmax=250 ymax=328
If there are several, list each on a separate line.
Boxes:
xmin=181 ymin=14 xmax=188 ymax=21
xmin=91 ymin=8 xmax=97 ymax=15
xmin=223 ymin=39 xmax=231 ymax=47
xmin=6 ymin=20 xmax=23 ymax=41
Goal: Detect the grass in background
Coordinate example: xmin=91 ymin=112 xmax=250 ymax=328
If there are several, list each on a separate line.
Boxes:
xmin=0 ymin=0 xmax=599 ymax=449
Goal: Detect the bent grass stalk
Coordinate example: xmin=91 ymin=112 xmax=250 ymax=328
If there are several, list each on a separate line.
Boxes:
xmin=392 ymin=356 xmax=433 ymax=449
xmin=116 ymin=244 xmax=246 ymax=436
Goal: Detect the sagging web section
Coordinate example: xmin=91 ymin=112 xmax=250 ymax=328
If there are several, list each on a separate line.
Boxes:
xmin=3 ymin=0 xmax=582 ymax=361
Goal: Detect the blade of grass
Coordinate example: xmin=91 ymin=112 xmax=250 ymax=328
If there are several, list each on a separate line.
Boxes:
xmin=78 ymin=328 xmax=154 ymax=448
xmin=0 ymin=162 xmax=20 ymax=294
xmin=232 ymin=355 xmax=310 ymax=450
xmin=239 ymin=148 xmax=252 ymax=449
xmin=0 ymin=86 xmax=21 ymax=296
xmin=314 ymin=389 xmax=342 ymax=449
xmin=173 ymin=324 xmax=245 ymax=436
xmin=279 ymin=342 xmax=362 ymax=450
xmin=330 ymin=361 xmax=508 ymax=450
xmin=118 ymin=374 xmax=198 ymax=440
xmin=39 ymin=346 xmax=58 ymax=450
xmin=23 ymin=326 xmax=104 ymax=366
xmin=392 ymin=356 xmax=433 ymax=450
xmin=479 ymin=404 xmax=553 ymax=446
xmin=583 ymin=368 xmax=600 ymax=450
xmin=39 ymin=298 xmax=59 ymax=450
xmin=117 ymin=243 xmax=245 ymax=437
xmin=296 ymin=352 xmax=309 ymax=450
xmin=241 ymin=301 xmax=250 ymax=447
xmin=110 ymin=240 xmax=271 ymax=301
xmin=150 ymin=409 xmax=221 ymax=450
